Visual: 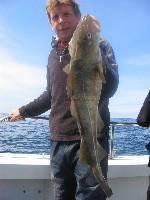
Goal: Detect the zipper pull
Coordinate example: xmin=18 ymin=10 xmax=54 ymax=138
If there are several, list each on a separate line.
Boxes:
xmin=60 ymin=55 xmax=62 ymax=63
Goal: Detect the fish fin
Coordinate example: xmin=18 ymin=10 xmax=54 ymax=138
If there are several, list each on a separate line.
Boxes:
xmin=96 ymin=113 xmax=107 ymax=161
xmin=70 ymin=100 xmax=78 ymax=119
xmin=63 ymin=64 xmax=70 ymax=74
xmin=79 ymin=140 xmax=93 ymax=165
xmin=79 ymin=139 xmax=105 ymax=166
xmin=92 ymin=165 xmax=113 ymax=197
xmin=97 ymin=112 xmax=104 ymax=133
xmin=97 ymin=142 xmax=107 ymax=162
xmin=96 ymin=62 xmax=106 ymax=83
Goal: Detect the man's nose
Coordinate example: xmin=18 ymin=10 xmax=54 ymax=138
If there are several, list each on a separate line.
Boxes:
xmin=58 ymin=16 xmax=64 ymax=23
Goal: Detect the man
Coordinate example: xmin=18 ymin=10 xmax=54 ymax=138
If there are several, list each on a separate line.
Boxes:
xmin=11 ymin=0 xmax=119 ymax=199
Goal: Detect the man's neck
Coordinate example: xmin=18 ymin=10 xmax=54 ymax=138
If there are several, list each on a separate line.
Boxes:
xmin=60 ymin=40 xmax=69 ymax=49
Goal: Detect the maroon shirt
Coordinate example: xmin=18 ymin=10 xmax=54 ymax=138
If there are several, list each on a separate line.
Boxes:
xmin=19 ymin=38 xmax=119 ymax=141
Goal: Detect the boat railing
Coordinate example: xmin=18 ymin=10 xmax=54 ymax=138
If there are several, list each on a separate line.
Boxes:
xmin=109 ymin=121 xmax=139 ymax=159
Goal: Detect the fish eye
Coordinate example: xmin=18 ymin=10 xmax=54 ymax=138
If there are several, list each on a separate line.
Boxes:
xmin=87 ymin=32 xmax=92 ymax=39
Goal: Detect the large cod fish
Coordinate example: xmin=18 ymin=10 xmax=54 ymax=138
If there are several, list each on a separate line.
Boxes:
xmin=64 ymin=15 xmax=113 ymax=197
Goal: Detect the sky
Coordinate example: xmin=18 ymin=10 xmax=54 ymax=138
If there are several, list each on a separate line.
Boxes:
xmin=0 ymin=0 xmax=150 ymax=119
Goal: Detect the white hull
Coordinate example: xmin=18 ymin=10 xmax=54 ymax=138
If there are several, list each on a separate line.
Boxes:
xmin=0 ymin=153 xmax=149 ymax=200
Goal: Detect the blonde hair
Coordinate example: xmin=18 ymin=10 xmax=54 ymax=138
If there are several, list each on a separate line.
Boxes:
xmin=46 ymin=0 xmax=81 ymax=19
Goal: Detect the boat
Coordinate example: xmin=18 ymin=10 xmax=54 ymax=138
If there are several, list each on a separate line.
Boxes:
xmin=0 ymin=122 xmax=149 ymax=200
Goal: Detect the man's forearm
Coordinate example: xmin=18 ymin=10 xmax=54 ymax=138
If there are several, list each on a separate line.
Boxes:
xmin=19 ymin=90 xmax=51 ymax=118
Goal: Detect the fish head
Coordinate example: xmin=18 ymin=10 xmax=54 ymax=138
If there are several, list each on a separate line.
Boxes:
xmin=69 ymin=14 xmax=100 ymax=60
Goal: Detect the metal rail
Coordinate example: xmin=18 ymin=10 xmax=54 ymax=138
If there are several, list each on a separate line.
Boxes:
xmin=0 ymin=116 xmax=49 ymax=122
xmin=109 ymin=121 xmax=139 ymax=159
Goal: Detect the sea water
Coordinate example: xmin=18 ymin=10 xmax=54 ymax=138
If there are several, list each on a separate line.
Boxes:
xmin=0 ymin=113 xmax=149 ymax=156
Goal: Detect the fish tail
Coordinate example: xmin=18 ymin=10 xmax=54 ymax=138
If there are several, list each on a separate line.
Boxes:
xmin=92 ymin=165 xmax=113 ymax=198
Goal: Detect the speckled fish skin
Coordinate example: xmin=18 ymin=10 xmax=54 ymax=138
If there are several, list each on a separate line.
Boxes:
xmin=64 ymin=15 xmax=113 ymax=197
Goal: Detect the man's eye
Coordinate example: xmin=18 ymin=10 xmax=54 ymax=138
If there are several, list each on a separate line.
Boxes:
xmin=52 ymin=15 xmax=59 ymax=20
xmin=64 ymin=12 xmax=70 ymax=17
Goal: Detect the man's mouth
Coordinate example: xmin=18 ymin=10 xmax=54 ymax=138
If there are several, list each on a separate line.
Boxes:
xmin=58 ymin=28 xmax=70 ymax=33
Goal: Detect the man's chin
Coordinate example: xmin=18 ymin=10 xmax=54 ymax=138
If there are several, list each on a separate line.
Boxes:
xmin=59 ymin=35 xmax=72 ymax=42
xmin=57 ymin=32 xmax=73 ymax=42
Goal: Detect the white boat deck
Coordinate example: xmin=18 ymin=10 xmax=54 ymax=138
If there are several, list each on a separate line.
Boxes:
xmin=0 ymin=153 xmax=149 ymax=200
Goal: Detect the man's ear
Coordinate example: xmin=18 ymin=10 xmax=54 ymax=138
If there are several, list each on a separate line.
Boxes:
xmin=47 ymin=12 xmax=51 ymax=24
xmin=48 ymin=17 xmax=51 ymax=25
xmin=48 ymin=17 xmax=54 ymax=31
xmin=51 ymin=27 xmax=54 ymax=31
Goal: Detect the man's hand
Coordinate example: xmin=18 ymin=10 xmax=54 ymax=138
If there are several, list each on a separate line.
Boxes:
xmin=10 ymin=110 xmax=24 ymax=122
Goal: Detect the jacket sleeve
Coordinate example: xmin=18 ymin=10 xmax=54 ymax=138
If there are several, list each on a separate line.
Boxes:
xmin=100 ymin=39 xmax=119 ymax=98
xmin=19 ymin=65 xmax=51 ymax=118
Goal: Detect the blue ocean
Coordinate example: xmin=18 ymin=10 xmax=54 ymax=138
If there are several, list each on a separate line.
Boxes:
xmin=0 ymin=113 xmax=149 ymax=156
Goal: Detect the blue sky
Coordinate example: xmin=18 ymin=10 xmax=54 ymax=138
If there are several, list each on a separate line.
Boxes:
xmin=0 ymin=0 xmax=150 ymax=118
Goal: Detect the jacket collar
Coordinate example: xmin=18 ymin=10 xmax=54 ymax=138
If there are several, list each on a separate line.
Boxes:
xmin=51 ymin=36 xmax=69 ymax=49
xmin=51 ymin=36 xmax=59 ymax=48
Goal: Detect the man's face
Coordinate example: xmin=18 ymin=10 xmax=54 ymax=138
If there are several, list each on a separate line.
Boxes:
xmin=49 ymin=4 xmax=80 ymax=42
